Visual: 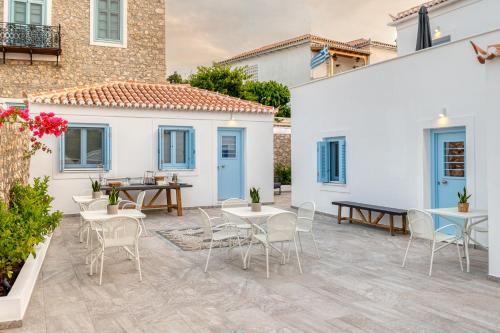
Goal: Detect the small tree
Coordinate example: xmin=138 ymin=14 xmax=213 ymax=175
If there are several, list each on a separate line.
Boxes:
xmin=167 ymin=71 xmax=185 ymax=84
xmin=242 ymin=80 xmax=291 ymax=117
xmin=189 ymin=65 xmax=249 ymax=98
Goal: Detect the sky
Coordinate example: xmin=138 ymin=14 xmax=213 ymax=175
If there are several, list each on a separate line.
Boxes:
xmin=166 ymin=0 xmax=422 ymax=77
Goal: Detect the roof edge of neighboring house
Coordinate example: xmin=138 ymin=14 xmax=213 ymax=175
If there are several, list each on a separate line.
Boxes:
xmin=26 ymin=80 xmax=276 ymax=114
xmin=388 ymin=0 xmax=462 ymax=26
xmin=216 ymin=34 xmax=373 ymax=65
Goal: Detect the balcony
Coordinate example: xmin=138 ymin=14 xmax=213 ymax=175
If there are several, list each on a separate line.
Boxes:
xmin=0 ymin=22 xmax=61 ymax=65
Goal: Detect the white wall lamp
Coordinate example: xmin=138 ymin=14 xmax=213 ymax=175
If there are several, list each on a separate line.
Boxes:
xmin=439 ymin=107 xmax=448 ymax=118
xmin=434 ymin=26 xmax=442 ymax=38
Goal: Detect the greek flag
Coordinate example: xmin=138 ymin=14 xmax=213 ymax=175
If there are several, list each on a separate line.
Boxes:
xmin=310 ymin=46 xmax=330 ymax=69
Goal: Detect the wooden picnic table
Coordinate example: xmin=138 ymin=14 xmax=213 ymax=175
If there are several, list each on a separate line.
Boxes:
xmin=332 ymin=201 xmax=408 ymax=236
xmin=102 ymin=183 xmax=192 ymax=216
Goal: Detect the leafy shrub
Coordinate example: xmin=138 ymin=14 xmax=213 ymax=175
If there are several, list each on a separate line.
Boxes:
xmin=0 ymin=177 xmax=62 ymax=294
xmin=274 ymin=164 xmax=291 ymax=185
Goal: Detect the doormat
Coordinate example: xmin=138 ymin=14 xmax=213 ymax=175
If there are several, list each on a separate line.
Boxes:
xmin=156 ymin=227 xmax=246 ymax=251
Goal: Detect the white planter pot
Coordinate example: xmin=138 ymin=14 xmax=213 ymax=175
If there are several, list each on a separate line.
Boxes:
xmin=0 ymin=235 xmax=51 ymax=329
xmin=92 ymin=191 xmax=102 ymax=199
xmin=107 ymin=204 xmax=118 ymax=215
xmin=251 ymin=203 xmax=262 ymax=212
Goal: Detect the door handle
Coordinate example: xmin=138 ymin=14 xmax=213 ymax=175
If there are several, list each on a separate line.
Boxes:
xmin=439 ymin=179 xmax=448 ymax=185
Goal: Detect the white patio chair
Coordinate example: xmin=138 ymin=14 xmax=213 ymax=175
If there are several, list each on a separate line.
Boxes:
xmin=76 ymin=189 xmax=93 ymax=242
xmin=466 ymin=220 xmax=489 ymax=249
xmin=221 ymin=198 xmax=251 ymax=234
xmin=84 ymin=198 xmax=109 ymax=247
xmin=295 ymin=201 xmax=320 ymax=258
xmin=402 ymin=209 xmax=463 ymax=276
xmin=90 ymin=216 xmax=142 ymax=285
xmin=119 ymin=191 xmax=148 ymax=236
xmin=198 ymin=208 xmax=244 ymax=272
xmin=245 ymin=211 xmax=302 ymax=279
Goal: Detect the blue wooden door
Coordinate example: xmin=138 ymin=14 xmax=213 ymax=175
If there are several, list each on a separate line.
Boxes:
xmin=432 ymin=128 xmax=466 ymax=231
xmin=218 ymin=128 xmax=244 ymax=200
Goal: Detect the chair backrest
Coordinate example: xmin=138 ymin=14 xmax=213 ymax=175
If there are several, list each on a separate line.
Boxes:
xmin=97 ymin=216 xmax=141 ymax=248
xmin=266 ymin=212 xmax=297 ymax=243
xmin=136 ymin=191 xmax=146 ymax=211
xmin=87 ymin=198 xmax=109 ymax=211
xmin=221 ymin=198 xmax=248 ymax=208
xmin=297 ymin=201 xmax=315 ymax=231
xmin=407 ymin=209 xmax=435 ymax=240
xmin=198 ymin=208 xmax=213 ymax=239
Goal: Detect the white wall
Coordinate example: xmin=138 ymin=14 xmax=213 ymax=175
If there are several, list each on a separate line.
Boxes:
xmin=228 ymin=44 xmax=312 ymax=87
xmin=28 ymin=106 xmax=274 ymax=214
xmin=394 ymin=0 xmax=500 ymax=56
xmin=292 ymin=29 xmax=500 ymax=276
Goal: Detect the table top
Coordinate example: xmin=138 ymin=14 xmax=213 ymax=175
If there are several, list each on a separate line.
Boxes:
xmin=80 ymin=209 xmax=146 ymax=221
xmin=101 ymin=183 xmax=192 ymax=191
xmin=73 ymin=195 xmax=109 ymax=204
xmin=221 ymin=206 xmax=289 ymax=219
xmin=425 ymin=207 xmax=488 ymax=219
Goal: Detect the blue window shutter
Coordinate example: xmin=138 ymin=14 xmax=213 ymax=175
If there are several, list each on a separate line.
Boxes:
xmin=104 ymin=126 xmax=112 ymax=171
xmin=59 ymin=134 xmax=65 ymax=172
xmin=338 ymin=138 xmax=346 ymax=184
xmin=317 ymin=141 xmax=330 ymax=183
xmin=158 ymin=128 xmax=163 ymax=170
xmin=187 ymin=128 xmax=196 ymax=169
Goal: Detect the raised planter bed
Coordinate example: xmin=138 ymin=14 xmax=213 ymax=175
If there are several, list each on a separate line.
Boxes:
xmin=0 ymin=235 xmax=51 ymax=329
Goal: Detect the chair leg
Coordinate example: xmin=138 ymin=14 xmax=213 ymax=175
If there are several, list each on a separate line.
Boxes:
xmin=99 ymin=250 xmax=105 ymax=285
xmin=402 ymin=237 xmax=412 ymax=268
xmin=244 ymin=239 xmax=253 ymax=269
xmin=236 ymin=236 xmax=245 ymax=268
xmin=456 ymin=241 xmax=464 ymax=272
xmin=204 ymin=239 xmax=213 ymax=273
xmin=311 ymin=232 xmax=320 ymax=258
xmin=298 ymin=232 xmax=303 ymax=253
xmin=287 ymin=241 xmax=292 ymax=263
xmin=265 ymin=246 xmax=270 ymax=279
xmin=429 ymin=241 xmax=436 ymax=277
xmin=294 ymin=237 xmax=303 ymax=274
xmin=140 ymin=219 xmax=149 ymax=237
xmin=136 ymin=244 xmax=143 ymax=281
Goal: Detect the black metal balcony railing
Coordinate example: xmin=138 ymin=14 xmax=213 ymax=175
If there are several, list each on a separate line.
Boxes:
xmin=0 ymin=22 xmax=61 ymax=65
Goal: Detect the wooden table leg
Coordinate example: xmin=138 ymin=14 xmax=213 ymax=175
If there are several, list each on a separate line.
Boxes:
xmin=175 ymin=187 xmax=183 ymax=216
xmin=349 ymin=207 xmax=353 ymax=224
xmin=122 ymin=190 xmax=135 ymax=202
xmin=402 ymin=215 xmax=407 ymax=234
xmin=389 ymin=214 xmax=394 ymax=236
xmin=337 ymin=205 xmax=342 ymax=224
xmin=166 ymin=188 xmax=172 ymax=213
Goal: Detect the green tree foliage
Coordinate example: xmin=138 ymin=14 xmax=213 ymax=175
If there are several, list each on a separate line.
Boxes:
xmin=189 ymin=65 xmax=249 ymax=98
xmin=274 ymin=163 xmax=291 ymax=185
xmin=242 ymin=80 xmax=291 ymax=117
xmin=167 ymin=71 xmax=185 ymax=84
xmin=0 ymin=177 xmax=62 ymax=290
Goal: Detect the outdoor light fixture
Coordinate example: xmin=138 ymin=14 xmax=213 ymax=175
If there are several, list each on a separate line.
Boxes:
xmin=434 ymin=26 xmax=442 ymax=37
xmin=439 ymin=107 xmax=448 ymax=118
xmin=230 ymin=112 xmax=235 ymax=121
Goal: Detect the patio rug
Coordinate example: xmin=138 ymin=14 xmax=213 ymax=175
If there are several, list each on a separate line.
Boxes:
xmin=156 ymin=227 xmax=247 ymax=251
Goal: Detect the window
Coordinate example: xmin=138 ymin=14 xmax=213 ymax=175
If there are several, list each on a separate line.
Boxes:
xmin=243 ymin=65 xmax=259 ymax=81
xmin=59 ymin=124 xmax=111 ymax=171
xmin=444 ymin=141 xmax=465 ymax=177
xmin=2 ymin=102 xmax=26 ymax=110
xmin=317 ymin=137 xmax=346 ymax=184
xmin=93 ymin=0 xmax=123 ymax=43
xmin=158 ymin=126 xmax=195 ymax=170
xmin=9 ymin=0 xmax=46 ymax=25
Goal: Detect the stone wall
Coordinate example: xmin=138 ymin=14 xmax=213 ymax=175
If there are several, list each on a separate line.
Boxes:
xmin=274 ymin=133 xmax=291 ymax=166
xmin=0 ymin=0 xmax=166 ymax=98
xmin=0 ymin=123 xmax=30 ymax=204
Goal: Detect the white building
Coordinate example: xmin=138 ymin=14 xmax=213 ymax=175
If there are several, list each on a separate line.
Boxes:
xmin=291 ymin=0 xmax=500 ymax=278
xmin=217 ymin=34 xmax=397 ymax=88
xmin=27 ymin=81 xmax=275 ymax=214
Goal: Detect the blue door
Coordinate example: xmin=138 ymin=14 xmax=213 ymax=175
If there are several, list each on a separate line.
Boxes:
xmin=432 ymin=128 xmax=466 ymax=231
xmin=218 ymin=128 xmax=244 ymax=200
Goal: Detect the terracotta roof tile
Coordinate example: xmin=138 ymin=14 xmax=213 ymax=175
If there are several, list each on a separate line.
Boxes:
xmin=28 ymin=81 xmax=276 ymax=114
xmin=390 ymin=0 xmax=452 ymax=23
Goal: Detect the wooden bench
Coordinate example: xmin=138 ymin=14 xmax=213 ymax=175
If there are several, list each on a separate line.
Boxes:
xmin=332 ymin=201 xmax=408 ymax=236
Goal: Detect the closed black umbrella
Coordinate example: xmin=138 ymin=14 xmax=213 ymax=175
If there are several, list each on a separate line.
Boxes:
xmin=416 ymin=6 xmax=432 ymax=51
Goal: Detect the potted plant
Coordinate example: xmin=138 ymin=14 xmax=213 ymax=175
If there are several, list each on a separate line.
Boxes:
xmin=107 ymin=187 xmax=119 ymax=215
xmin=250 ymin=187 xmax=261 ymax=212
xmin=90 ymin=178 xmax=102 ymax=199
xmin=457 ymin=186 xmax=472 ymax=212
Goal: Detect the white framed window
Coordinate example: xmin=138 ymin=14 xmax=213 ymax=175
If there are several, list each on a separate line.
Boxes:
xmin=90 ymin=0 xmax=127 ymax=48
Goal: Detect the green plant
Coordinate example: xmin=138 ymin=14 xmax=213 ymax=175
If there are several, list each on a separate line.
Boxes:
xmin=274 ymin=164 xmax=291 ymax=185
xmin=242 ymin=80 xmax=291 ymax=117
xmin=458 ymin=186 xmax=472 ymax=204
xmin=189 ymin=65 xmax=249 ymax=98
xmin=90 ymin=178 xmax=101 ymax=192
xmin=249 ymin=187 xmax=260 ymax=204
xmin=0 ymin=177 xmax=62 ymax=289
xmin=108 ymin=187 xmax=119 ymax=206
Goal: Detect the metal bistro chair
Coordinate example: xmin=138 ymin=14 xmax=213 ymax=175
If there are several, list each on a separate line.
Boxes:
xmin=198 ymin=208 xmax=244 ymax=272
xmin=76 ymin=189 xmax=93 ymax=242
xmin=245 ymin=212 xmax=303 ymax=279
xmin=221 ymin=198 xmax=252 ymax=235
xmin=90 ymin=216 xmax=142 ymax=285
xmin=402 ymin=209 xmax=463 ymax=276
xmin=295 ymin=201 xmax=320 ymax=258
xmin=119 ymin=191 xmax=148 ymax=236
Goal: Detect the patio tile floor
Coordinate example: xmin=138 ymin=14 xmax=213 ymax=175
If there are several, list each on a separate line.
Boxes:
xmin=7 ymin=193 xmax=500 ymax=333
